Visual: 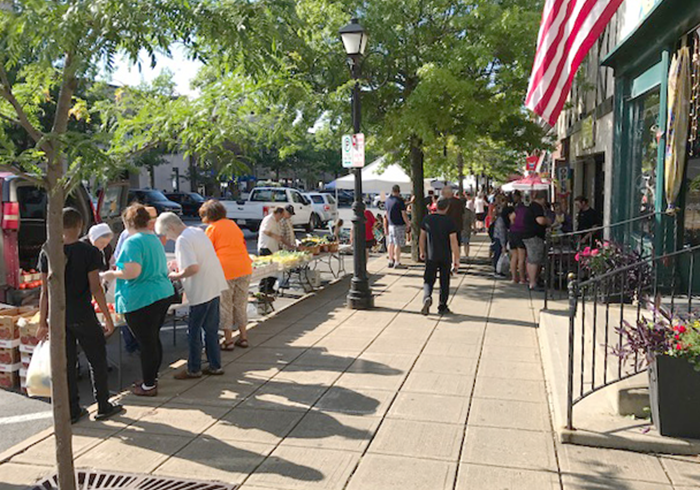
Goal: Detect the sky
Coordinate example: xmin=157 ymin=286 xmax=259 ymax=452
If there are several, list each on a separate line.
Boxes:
xmin=106 ymin=44 xmax=202 ymax=97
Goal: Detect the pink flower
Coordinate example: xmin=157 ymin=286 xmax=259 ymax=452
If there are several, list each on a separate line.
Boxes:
xmin=591 ymin=249 xmax=600 ymax=257
xmin=574 ymin=253 xmax=580 ymax=262
xmin=583 ymin=247 xmax=592 ymax=257
xmin=676 ymin=343 xmax=684 ymax=351
xmin=678 ymin=325 xmax=687 ymax=334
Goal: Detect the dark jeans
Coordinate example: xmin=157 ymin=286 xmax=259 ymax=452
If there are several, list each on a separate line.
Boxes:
xmin=122 ymin=325 xmax=139 ymax=354
xmin=187 ymin=297 xmax=222 ymax=373
xmin=492 ymin=238 xmax=503 ymax=273
xmin=258 ymin=248 xmax=276 ymax=293
xmin=423 ymin=260 xmax=451 ymax=309
xmin=124 ymin=296 xmax=171 ymax=386
xmin=66 ymin=320 xmax=111 ymax=418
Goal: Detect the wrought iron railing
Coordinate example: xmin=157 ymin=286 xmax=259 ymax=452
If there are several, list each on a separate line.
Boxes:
xmin=544 ymin=212 xmax=662 ymax=308
xmin=564 ymin=243 xmax=700 ymax=430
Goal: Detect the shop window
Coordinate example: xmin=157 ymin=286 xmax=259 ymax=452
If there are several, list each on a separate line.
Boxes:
xmin=631 ymin=90 xmax=660 ymax=237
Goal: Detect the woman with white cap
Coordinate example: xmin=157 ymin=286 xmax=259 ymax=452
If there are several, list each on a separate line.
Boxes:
xmin=82 ymin=222 xmax=114 ymax=271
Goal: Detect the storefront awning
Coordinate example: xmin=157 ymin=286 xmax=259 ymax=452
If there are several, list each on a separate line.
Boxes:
xmin=602 ymin=0 xmax=700 ymax=74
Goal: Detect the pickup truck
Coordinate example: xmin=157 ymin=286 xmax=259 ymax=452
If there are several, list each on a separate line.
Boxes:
xmin=222 ymin=187 xmax=316 ymax=232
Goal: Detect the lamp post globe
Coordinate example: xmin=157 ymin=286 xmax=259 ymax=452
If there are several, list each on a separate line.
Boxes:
xmin=339 ymin=18 xmax=373 ymax=310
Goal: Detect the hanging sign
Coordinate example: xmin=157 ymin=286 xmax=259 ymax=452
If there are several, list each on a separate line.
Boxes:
xmin=342 ymin=134 xmax=365 ymax=168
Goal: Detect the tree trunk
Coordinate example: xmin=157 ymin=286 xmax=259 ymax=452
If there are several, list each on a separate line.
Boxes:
xmin=457 ymin=152 xmax=465 ymax=196
xmin=46 ymin=159 xmax=75 ymax=490
xmin=49 ymin=55 xmax=77 ymax=490
xmin=149 ymin=165 xmax=155 ymax=189
xmin=410 ymin=135 xmax=425 ymax=262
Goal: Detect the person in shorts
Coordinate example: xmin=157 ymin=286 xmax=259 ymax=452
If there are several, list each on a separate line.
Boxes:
xmin=522 ymin=191 xmax=551 ymax=291
xmin=384 ymin=185 xmax=409 ymax=268
xmin=508 ymin=191 xmax=528 ymax=284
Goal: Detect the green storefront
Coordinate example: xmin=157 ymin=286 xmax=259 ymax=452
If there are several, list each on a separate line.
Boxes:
xmin=603 ymin=0 xmax=700 ymax=256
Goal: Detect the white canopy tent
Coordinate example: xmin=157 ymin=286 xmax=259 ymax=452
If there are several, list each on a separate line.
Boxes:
xmin=327 ymin=157 xmax=429 ymax=195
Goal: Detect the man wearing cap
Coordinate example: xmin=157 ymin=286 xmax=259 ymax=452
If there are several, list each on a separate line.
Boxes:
xmin=83 ymin=223 xmax=114 ymax=271
xmin=279 ymin=205 xmax=297 ymax=251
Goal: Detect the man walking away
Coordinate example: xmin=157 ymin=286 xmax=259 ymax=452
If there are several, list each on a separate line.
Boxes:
xmin=156 ymin=213 xmax=228 ymax=378
xmin=522 ymin=191 xmax=551 ymax=291
xmin=384 ymin=185 xmax=409 ymax=268
xmin=37 ymin=208 xmax=123 ymax=423
xmin=420 ymin=198 xmax=460 ymax=316
xmin=257 ymin=207 xmax=286 ymax=293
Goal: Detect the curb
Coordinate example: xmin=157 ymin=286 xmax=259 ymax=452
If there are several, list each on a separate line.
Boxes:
xmin=538 ymin=308 xmax=700 ymax=455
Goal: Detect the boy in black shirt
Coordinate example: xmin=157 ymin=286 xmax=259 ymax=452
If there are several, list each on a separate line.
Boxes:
xmin=38 ymin=208 xmax=123 ymax=423
xmin=419 ymin=198 xmax=460 ymax=315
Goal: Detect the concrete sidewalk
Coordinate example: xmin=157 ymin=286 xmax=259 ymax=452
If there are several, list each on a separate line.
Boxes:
xmin=1 ymin=236 xmax=699 ymax=490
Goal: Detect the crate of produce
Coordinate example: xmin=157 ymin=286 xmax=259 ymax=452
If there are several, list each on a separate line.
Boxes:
xmin=0 ymin=347 xmax=20 ymax=366
xmin=0 ymin=307 xmax=39 ymax=347
xmin=0 ymin=371 xmax=19 ymax=389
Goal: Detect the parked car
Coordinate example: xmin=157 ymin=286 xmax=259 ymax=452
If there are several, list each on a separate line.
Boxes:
xmin=305 ymin=192 xmax=339 ymax=228
xmin=222 ymin=187 xmax=314 ymax=232
xmin=321 ymin=189 xmax=353 ymax=207
xmin=128 ymin=189 xmax=182 ymax=215
xmin=164 ymin=192 xmax=206 ymax=217
xmin=0 ymin=175 xmax=128 ymax=305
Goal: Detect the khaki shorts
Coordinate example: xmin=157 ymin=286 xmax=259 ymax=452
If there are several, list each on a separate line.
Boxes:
xmin=387 ymin=225 xmax=406 ymax=247
xmin=220 ymin=275 xmax=251 ymax=330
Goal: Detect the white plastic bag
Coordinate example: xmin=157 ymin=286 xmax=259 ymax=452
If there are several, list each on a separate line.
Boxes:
xmin=26 ymin=341 xmax=51 ymax=398
xmin=497 ymin=253 xmax=510 ymax=276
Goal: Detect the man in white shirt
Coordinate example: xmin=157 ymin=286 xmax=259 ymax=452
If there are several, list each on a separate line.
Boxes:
xmin=257 ymin=207 xmax=285 ymax=293
xmin=156 ymin=213 xmax=228 ymax=379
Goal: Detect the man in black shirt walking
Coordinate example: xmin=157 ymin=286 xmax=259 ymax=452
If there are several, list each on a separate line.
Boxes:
xmin=419 ymin=198 xmax=460 ymax=315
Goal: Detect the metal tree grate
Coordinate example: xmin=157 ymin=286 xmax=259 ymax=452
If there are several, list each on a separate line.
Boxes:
xmin=29 ymin=470 xmax=238 ymax=490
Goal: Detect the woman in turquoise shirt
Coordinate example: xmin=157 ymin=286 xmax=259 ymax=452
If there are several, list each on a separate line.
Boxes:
xmin=102 ymin=205 xmax=173 ymax=396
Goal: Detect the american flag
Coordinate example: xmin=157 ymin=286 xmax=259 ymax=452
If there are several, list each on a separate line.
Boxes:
xmin=525 ymin=0 xmax=624 ymax=126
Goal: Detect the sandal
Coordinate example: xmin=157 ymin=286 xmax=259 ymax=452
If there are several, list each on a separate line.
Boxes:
xmin=221 ymin=340 xmax=236 ymax=351
xmin=234 ymin=339 xmax=249 ymax=348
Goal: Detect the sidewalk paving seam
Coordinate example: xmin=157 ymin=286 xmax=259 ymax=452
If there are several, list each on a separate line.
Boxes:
xmin=340 ymin=241 xmax=488 ymax=490
xmin=218 ymin=260 xmax=416 ymax=489
xmin=450 ymin=248 xmax=497 ymax=490
xmin=527 ymin=287 xmax=566 ymax=490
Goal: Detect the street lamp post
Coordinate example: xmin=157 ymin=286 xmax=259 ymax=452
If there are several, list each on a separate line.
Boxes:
xmin=340 ymin=18 xmax=373 ymax=310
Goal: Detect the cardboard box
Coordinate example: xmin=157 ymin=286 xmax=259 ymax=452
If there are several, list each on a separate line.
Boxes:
xmin=0 ymin=307 xmax=38 ymax=343
xmin=0 ymin=371 xmax=19 ymax=389
xmin=0 ymin=347 xmax=19 ymax=365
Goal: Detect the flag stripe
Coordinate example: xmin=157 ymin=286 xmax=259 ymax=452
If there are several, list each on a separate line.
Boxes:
xmin=545 ymin=0 xmax=625 ymax=125
xmin=526 ymin=0 xmax=623 ymax=125
xmin=526 ymin=0 xmax=577 ymax=106
xmin=540 ymin=0 xmax=621 ymax=120
xmin=532 ymin=0 xmax=603 ymax=116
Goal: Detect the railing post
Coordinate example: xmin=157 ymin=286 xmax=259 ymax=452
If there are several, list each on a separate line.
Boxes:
xmin=566 ymin=273 xmax=578 ymax=431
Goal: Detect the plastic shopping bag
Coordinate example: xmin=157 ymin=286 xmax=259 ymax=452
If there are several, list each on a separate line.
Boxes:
xmin=497 ymin=253 xmax=510 ymax=276
xmin=26 ymin=341 xmax=51 ymax=398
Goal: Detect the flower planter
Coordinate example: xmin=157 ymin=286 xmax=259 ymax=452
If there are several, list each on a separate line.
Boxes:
xmin=648 ymin=354 xmax=700 ymax=438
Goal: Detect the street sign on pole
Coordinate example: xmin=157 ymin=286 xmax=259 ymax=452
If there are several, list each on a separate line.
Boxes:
xmin=342 ymin=133 xmax=365 ymax=168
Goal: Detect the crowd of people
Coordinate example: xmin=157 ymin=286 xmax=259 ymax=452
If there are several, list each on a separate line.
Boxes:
xmin=36 ymin=186 xmax=602 ymax=423
xmin=38 ymin=199 xmax=255 ymax=422
xmin=361 ymin=186 xmax=602 ymax=316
